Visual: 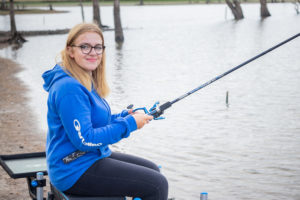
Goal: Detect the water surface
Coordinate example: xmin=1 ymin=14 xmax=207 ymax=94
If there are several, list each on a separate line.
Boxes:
xmin=1 ymin=3 xmax=300 ymax=200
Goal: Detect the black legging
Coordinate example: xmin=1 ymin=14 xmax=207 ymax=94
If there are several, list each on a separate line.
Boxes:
xmin=65 ymin=152 xmax=169 ymax=200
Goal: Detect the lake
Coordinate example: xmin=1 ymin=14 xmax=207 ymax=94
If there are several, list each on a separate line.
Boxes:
xmin=0 ymin=3 xmax=300 ymax=200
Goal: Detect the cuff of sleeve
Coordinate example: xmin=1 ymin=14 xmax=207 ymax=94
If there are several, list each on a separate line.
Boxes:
xmin=123 ymin=115 xmax=137 ymax=137
xmin=121 ymin=109 xmax=129 ymax=117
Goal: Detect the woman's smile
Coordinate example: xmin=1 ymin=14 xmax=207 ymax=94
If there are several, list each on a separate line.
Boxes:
xmin=86 ymin=58 xmax=97 ymax=62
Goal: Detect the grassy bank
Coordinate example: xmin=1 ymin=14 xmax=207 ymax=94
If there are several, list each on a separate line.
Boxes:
xmin=2 ymin=0 xmax=292 ymax=7
xmin=3 ymin=0 xmax=224 ymax=7
xmin=0 ymin=0 xmax=296 ymax=15
xmin=0 ymin=8 xmax=67 ymax=15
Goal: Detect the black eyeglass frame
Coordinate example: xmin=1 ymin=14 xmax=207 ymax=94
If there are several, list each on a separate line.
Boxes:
xmin=71 ymin=44 xmax=106 ymax=55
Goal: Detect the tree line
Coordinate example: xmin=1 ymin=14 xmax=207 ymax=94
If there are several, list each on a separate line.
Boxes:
xmin=0 ymin=0 xmax=124 ymax=45
xmin=1 ymin=0 xmax=299 ymax=45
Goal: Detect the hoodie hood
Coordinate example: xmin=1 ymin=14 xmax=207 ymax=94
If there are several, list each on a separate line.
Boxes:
xmin=42 ymin=64 xmax=69 ymax=92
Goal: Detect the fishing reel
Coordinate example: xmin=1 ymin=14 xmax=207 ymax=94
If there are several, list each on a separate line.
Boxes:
xmin=127 ymin=101 xmax=165 ymax=120
xmin=127 ymin=101 xmax=172 ymax=120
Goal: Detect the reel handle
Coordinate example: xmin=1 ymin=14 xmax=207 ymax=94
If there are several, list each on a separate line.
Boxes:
xmin=129 ymin=101 xmax=166 ymax=120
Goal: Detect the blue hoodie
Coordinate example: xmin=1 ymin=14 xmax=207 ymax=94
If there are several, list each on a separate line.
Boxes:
xmin=42 ymin=64 xmax=137 ymax=191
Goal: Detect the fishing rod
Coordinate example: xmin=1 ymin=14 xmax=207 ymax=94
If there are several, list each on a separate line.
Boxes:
xmin=63 ymin=33 xmax=299 ymax=164
xmin=132 ymin=32 xmax=300 ymax=119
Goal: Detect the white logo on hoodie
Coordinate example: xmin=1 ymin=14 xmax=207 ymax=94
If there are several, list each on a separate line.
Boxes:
xmin=73 ymin=119 xmax=102 ymax=147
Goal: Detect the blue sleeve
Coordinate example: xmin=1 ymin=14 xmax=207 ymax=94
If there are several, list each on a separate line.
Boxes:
xmin=111 ymin=110 xmax=129 ymax=122
xmin=57 ymin=94 xmax=137 ymax=152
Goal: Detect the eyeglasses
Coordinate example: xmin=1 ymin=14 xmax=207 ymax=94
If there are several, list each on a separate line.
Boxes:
xmin=71 ymin=44 xmax=106 ymax=55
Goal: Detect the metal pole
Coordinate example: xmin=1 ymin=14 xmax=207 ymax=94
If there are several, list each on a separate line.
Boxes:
xmin=36 ymin=172 xmax=44 ymax=200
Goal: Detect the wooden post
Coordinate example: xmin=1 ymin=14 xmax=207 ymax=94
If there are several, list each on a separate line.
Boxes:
xmin=226 ymin=91 xmax=229 ymax=107
xmin=114 ymin=0 xmax=124 ymax=44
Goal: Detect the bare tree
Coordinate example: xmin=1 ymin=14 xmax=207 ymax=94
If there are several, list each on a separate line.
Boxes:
xmin=92 ymin=0 xmax=103 ymax=28
xmin=1 ymin=0 xmax=6 ymax=10
xmin=260 ymin=0 xmax=271 ymax=18
xmin=294 ymin=0 xmax=300 ymax=14
xmin=8 ymin=0 xmax=26 ymax=44
xmin=79 ymin=0 xmax=85 ymax=22
xmin=139 ymin=0 xmax=144 ymax=5
xmin=225 ymin=0 xmax=244 ymax=20
xmin=114 ymin=0 xmax=124 ymax=44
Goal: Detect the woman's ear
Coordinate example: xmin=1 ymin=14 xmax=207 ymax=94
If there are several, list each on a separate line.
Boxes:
xmin=67 ymin=46 xmax=74 ymax=58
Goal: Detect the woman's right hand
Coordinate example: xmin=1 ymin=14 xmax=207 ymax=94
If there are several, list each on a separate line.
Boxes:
xmin=131 ymin=112 xmax=153 ymax=129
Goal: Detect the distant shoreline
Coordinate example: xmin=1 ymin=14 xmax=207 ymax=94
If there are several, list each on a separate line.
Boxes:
xmin=0 ymin=8 xmax=68 ymax=15
xmin=0 ymin=1 xmax=295 ymax=16
xmin=1 ymin=0 xmax=295 ymax=9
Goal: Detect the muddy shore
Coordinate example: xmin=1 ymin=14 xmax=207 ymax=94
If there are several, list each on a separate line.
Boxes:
xmin=0 ymin=56 xmax=47 ymax=199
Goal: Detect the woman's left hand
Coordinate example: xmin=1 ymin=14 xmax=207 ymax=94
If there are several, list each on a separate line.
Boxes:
xmin=131 ymin=112 xmax=153 ymax=129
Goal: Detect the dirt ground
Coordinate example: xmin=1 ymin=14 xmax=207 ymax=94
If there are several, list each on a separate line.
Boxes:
xmin=0 ymin=56 xmax=48 ymax=199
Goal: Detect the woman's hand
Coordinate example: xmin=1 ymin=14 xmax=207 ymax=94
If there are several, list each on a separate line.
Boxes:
xmin=131 ymin=112 xmax=153 ymax=129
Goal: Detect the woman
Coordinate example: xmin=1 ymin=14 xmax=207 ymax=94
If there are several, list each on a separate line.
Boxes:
xmin=42 ymin=23 xmax=168 ymax=200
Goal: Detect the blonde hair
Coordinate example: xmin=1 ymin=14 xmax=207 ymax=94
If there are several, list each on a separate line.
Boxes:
xmin=61 ymin=23 xmax=110 ymax=98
